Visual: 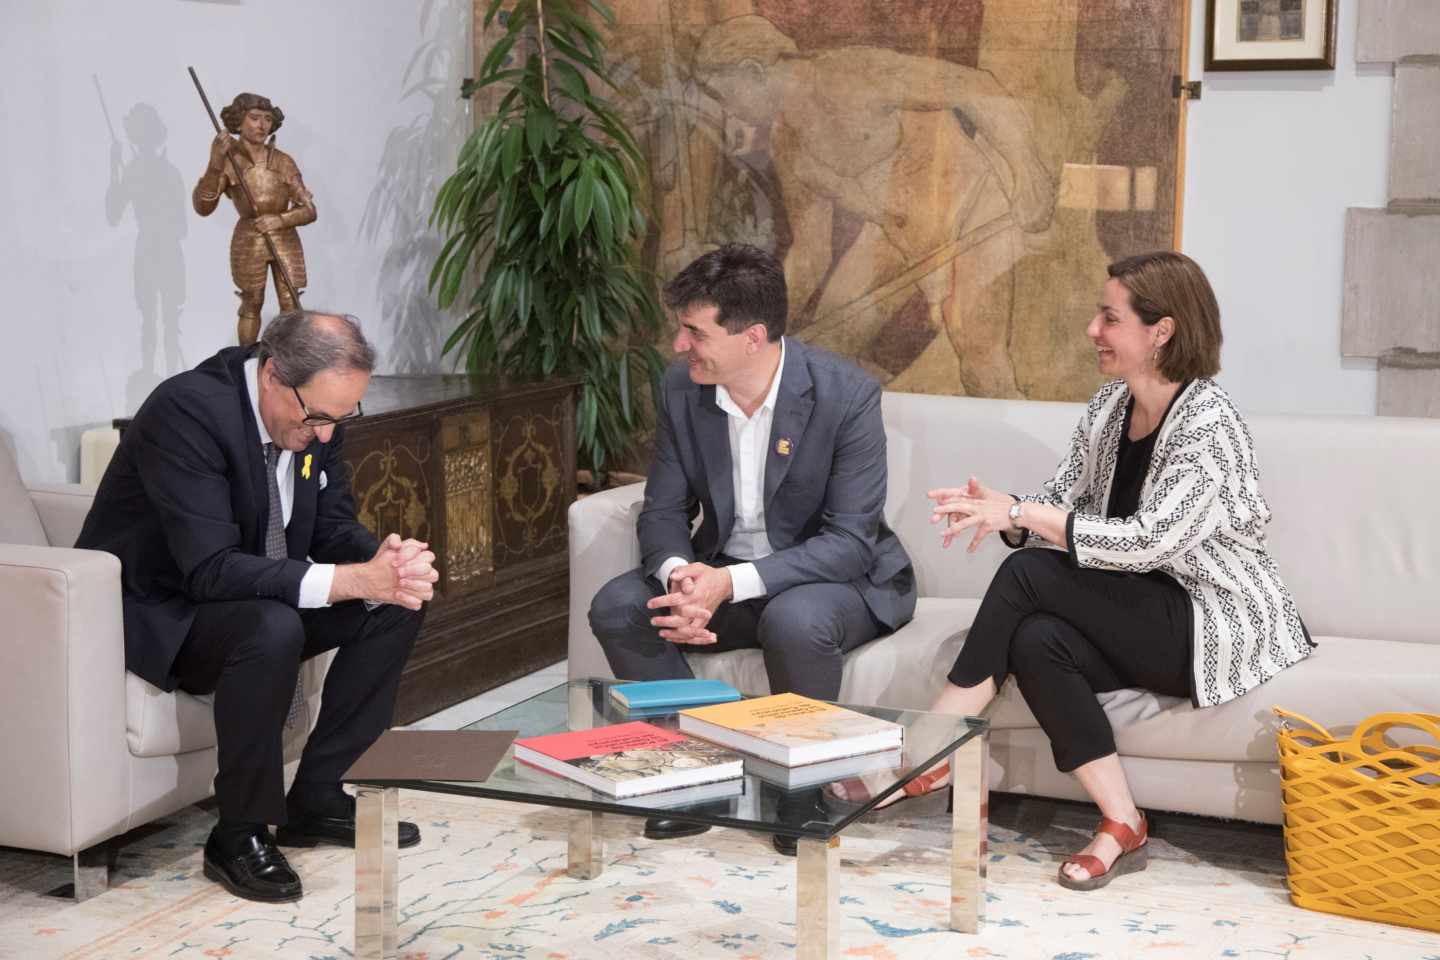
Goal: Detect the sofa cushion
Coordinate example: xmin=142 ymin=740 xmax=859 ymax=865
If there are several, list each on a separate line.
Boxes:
xmin=1107 ymin=635 xmax=1440 ymax=763
xmin=687 ymin=596 xmax=981 ymax=707
xmin=0 ymin=433 xmax=48 ymax=547
xmin=126 ymin=672 xmax=218 ymax=757
xmin=125 ymin=654 xmax=334 ymax=758
xmin=953 ymin=633 xmax=1440 ymax=764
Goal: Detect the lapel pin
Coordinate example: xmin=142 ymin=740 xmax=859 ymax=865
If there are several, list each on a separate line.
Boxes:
xmin=776 ymin=437 xmax=793 ymax=456
xmin=302 ymin=453 xmax=313 ymax=480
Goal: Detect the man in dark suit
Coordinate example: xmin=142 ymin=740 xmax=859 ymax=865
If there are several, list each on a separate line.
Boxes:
xmin=588 ymin=244 xmax=916 ymax=851
xmin=77 ymin=311 xmax=437 ymax=903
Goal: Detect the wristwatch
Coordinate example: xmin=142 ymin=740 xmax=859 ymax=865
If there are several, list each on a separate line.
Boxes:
xmin=1007 ymin=500 xmax=1024 ymax=530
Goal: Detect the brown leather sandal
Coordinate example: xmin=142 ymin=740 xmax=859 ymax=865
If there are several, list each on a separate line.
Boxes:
xmin=839 ymin=761 xmax=953 ymax=822
xmin=1057 ymin=813 xmax=1148 ymax=891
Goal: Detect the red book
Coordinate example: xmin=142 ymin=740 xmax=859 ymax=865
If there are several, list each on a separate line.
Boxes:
xmin=513 ymin=721 xmax=743 ymax=797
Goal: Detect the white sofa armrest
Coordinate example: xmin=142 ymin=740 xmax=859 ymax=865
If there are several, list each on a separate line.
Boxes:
xmin=28 ymin=483 xmax=96 ymax=549
xmin=0 ymin=544 xmax=129 ymax=856
xmin=567 ymin=482 xmax=645 ymax=681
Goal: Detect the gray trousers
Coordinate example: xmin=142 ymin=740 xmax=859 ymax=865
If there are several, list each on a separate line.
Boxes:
xmin=588 ymin=560 xmax=882 ymax=700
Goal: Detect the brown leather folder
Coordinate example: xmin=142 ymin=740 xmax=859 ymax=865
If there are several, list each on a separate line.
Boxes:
xmin=343 ymin=729 xmax=518 ymax=784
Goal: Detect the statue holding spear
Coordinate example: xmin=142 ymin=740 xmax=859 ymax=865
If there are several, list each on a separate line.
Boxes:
xmin=189 ymin=69 xmax=314 ymax=345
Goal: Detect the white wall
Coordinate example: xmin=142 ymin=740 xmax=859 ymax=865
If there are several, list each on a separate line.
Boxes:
xmin=0 ymin=1 xmax=1396 ymax=484
xmin=0 ymin=0 xmax=471 ymax=484
xmin=1181 ymin=0 xmax=1390 ymax=417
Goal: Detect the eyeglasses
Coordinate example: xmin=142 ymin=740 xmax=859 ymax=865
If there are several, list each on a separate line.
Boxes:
xmin=292 ymin=385 xmax=363 ymax=427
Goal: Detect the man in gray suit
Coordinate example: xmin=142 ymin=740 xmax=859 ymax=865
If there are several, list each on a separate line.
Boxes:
xmin=588 ymin=244 xmax=916 ymax=849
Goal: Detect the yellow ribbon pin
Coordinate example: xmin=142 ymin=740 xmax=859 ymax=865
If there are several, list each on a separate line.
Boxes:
xmin=302 ymin=453 xmax=312 ymax=480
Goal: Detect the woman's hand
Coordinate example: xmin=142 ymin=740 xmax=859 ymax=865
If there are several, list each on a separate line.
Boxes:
xmin=928 ymin=476 xmax=1016 ymax=553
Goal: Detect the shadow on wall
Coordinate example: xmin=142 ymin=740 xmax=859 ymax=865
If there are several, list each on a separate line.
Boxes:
xmin=360 ymin=0 xmax=470 ymax=375
xmin=99 ymin=87 xmax=189 ymax=415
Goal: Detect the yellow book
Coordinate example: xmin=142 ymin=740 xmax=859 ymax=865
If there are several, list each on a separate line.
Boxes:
xmin=679 ymin=693 xmax=903 ymax=767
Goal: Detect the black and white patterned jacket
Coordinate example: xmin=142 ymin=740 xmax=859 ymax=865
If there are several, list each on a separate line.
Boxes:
xmin=1011 ymin=378 xmax=1312 ymax=707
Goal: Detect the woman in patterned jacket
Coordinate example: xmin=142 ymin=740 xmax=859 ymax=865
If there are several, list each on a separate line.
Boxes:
xmin=856 ymin=251 xmax=1312 ymax=890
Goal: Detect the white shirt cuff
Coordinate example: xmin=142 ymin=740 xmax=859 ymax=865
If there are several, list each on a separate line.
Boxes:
xmin=727 ymin=562 xmax=766 ymax=603
xmin=654 ymin=556 xmax=689 ymax=590
xmin=298 ymin=563 xmax=335 ymax=608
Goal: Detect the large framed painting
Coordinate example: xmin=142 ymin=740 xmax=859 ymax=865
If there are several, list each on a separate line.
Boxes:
xmin=479 ymin=0 xmax=1189 ymax=402
xmin=1204 ymin=0 xmax=1338 ymax=71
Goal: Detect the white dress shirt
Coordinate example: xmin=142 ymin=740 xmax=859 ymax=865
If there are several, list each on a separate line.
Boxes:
xmin=657 ymin=338 xmax=785 ymax=603
xmin=245 ymin=358 xmax=335 ymax=608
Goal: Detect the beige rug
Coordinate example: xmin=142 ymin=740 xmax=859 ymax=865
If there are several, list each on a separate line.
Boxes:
xmin=1 ymin=793 xmax=1437 ymax=960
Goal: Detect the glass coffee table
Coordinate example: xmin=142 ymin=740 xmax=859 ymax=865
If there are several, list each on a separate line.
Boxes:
xmin=350 ymin=679 xmax=988 ymax=959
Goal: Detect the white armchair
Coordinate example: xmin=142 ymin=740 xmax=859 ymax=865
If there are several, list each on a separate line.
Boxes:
xmin=0 ymin=433 xmax=328 ymax=900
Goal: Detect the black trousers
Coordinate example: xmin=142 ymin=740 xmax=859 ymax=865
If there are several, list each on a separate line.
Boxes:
xmin=949 ymin=548 xmax=1191 ymax=773
xmin=173 ymin=598 xmax=423 ymax=825
xmin=589 ymin=556 xmax=883 ymax=700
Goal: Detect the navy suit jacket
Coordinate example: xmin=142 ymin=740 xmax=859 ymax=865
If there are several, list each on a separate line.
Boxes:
xmin=76 ymin=345 xmax=378 ymax=691
xmin=638 ymin=339 xmax=916 ymax=631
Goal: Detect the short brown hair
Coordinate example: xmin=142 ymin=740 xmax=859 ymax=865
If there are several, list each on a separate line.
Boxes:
xmin=1107 ymin=251 xmax=1222 ymax=381
xmin=220 ymin=93 xmax=285 ymax=135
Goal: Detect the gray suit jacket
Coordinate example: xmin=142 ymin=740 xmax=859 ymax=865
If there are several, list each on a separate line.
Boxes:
xmin=637 ymin=338 xmax=916 ymax=631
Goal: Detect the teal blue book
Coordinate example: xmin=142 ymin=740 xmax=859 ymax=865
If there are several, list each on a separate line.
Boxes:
xmin=609 ymin=679 xmax=742 ymax=710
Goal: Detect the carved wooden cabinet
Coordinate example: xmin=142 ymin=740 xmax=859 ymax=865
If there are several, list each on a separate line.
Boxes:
xmin=344 ymin=375 xmax=578 ymax=723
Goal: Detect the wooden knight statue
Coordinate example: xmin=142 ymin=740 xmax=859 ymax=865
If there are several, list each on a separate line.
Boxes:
xmin=192 ymin=92 xmax=315 ymax=345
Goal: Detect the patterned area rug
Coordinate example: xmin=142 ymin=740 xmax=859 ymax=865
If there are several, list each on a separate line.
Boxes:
xmin=1 ymin=793 xmax=1437 ymax=960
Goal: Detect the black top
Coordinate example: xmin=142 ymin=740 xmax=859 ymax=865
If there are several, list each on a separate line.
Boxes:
xmin=1106 ymin=382 xmax=1190 ymax=519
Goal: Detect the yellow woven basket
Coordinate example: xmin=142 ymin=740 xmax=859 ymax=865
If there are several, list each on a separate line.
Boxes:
xmin=1274 ymin=707 xmax=1440 ymax=932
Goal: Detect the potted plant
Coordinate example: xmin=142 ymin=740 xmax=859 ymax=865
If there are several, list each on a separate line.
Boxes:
xmin=430 ymin=0 xmax=664 ymax=480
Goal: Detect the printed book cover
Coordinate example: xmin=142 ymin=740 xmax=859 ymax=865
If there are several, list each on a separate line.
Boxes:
xmin=513 ymin=721 xmax=743 ymax=797
xmin=678 ymin=693 xmax=903 ymax=766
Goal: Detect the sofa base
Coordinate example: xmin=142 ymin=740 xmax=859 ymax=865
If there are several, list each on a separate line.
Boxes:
xmin=71 ymin=840 xmax=115 ymax=902
xmin=991 ymin=728 xmax=1283 ymax=825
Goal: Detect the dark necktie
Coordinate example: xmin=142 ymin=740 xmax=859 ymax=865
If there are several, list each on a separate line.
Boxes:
xmin=265 ymin=443 xmax=304 ymax=727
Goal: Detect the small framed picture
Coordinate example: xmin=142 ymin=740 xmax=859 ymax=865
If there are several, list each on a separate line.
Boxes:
xmin=1204 ymin=0 xmax=1338 ymax=71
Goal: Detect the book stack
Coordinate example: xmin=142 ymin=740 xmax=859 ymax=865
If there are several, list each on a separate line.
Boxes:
xmin=513 ymin=721 xmax=744 ymax=803
xmin=678 ymin=693 xmax=904 ymax=787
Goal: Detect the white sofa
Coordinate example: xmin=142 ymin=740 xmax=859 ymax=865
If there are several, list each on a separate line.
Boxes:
xmin=0 ymin=433 xmax=329 ymax=899
xmin=567 ymin=391 xmax=1440 ymax=825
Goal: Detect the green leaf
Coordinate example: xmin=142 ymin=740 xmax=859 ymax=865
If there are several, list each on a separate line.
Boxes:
xmin=548 ymin=2 xmax=603 ymax=48
xmin=479 ymin=31 xmax=518 ymax=80
xmin=546 ymin=30 xmax=609 ymax=85
xmin=586 ymin=0 xmax=616 ymax=26
xmin=618 ymin=352 xmax=630 ymax=421
xmin=574 ymin=164 xmax=595 ymax=235
xmin=550 ymin=59 xmax=591 ymax=104
xmin=557 ymin=177 xmax=578 ymax=246
xmin=590 ymin=176 xmax=613 ymax=249
xmin=500 ymin=123 xmax=523 ymax=181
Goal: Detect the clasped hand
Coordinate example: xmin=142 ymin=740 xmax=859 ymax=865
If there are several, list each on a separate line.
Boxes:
xmin=928 ymin=476 xmax=1016 ymax=553
xmin=645 ymin=562 xmax=732 ymax=645
xmin=366 ymin=533 xmax=438 ymax=610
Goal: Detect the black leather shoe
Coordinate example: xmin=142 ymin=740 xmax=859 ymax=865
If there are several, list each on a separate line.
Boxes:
xmin=203 ymin=831 xmax=303 ymax=903
xmin=643 ymin=817 xmax=710 ymax=841
xmin=276 ymin=810 xmax=421 ymax=849
xmin=771 ymin=788 xmax=828 ymax=857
